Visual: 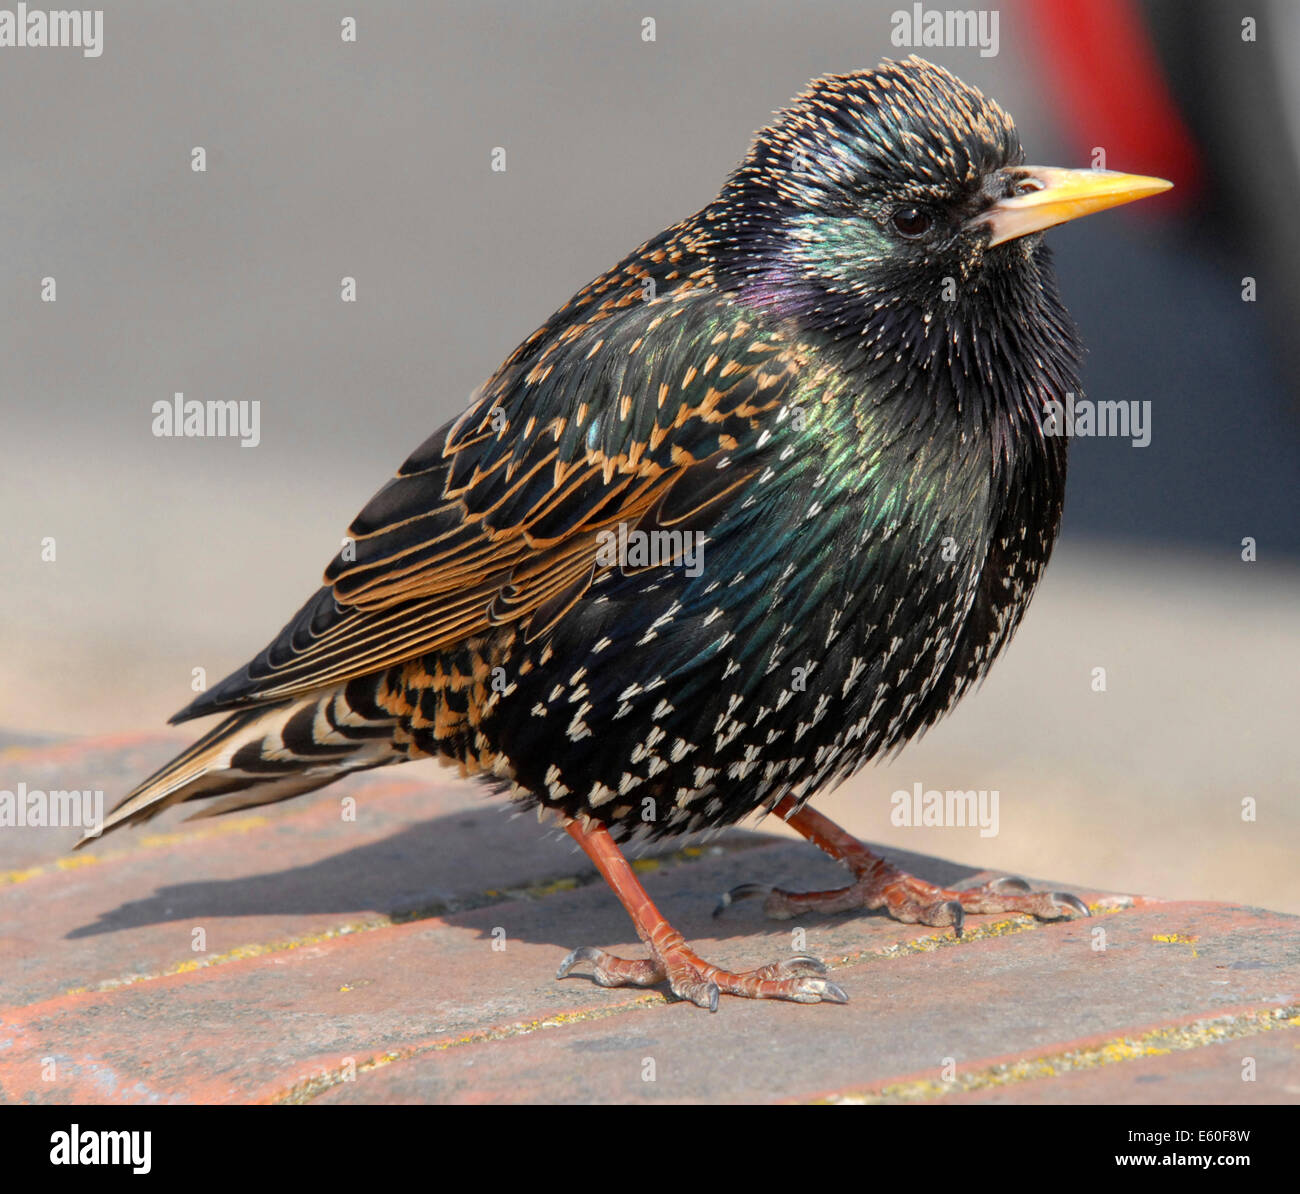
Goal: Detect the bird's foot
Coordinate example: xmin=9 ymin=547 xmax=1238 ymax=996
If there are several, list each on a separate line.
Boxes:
xmin=560 ymin=815 xmax=848 ymax=1010
xmin=716 ymin=797 xmax=1090 ymax=936
xmin=557 ymin=934 xmax=846 ymax=1010
xmin=718 ymin=869 xmax=1089 ymax=935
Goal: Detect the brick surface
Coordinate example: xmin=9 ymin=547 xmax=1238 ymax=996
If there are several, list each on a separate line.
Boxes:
xmin=929 ymin=1028 xmax=1300 ymax=1105
xmin=2 ymin=734 xmax=1299 ymax=1105
xmin=306 ymin=902 xmax=1300 ymax=1105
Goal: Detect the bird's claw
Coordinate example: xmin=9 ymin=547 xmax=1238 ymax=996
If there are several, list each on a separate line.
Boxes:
xmin=557 ymin=940 xmax=847 ymax=1008
xmin=771 ymin=953 xmax=830 ymax=976
xmin=986 ymin=875 xmax=1033 ymax=893
xmin=1049 ymin=891 xmax=1092 ymax=918
xmin=941 ymin=899 xmax=966 ymax=938
xmin=713 ymin=882 xmax=774 ymax=917
xmin=557 ymin=945 xmax=664 ymax=988
xmin=556 ymin=945 xmax=603 ymax=981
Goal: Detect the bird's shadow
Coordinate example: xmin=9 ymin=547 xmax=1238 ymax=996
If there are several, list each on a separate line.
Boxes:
xmin=66 ymin=804 xmax=992 ymax=947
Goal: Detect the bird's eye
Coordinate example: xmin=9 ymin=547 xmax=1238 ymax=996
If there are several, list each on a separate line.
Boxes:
xmin=891 ymin=206 xmax=933 ymax=239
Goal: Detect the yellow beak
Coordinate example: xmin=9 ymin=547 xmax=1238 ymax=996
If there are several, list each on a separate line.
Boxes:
xmin=977 ymin=167 xmax=1173 ymax=247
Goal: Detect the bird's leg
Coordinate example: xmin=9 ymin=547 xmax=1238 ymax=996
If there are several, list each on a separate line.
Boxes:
xmin=556 ymin=817 xmax=847 ymax=1010
xmin=719 ymin=797 xmax=1090 ymax=934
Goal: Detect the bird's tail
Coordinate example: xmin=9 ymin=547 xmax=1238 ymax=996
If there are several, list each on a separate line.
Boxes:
xmin=75 ymin=684 xmax=404 ymax=848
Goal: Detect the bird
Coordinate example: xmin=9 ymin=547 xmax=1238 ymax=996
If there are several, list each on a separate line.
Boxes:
xmin=83 ymin=57 xmax=1170 ymax=1010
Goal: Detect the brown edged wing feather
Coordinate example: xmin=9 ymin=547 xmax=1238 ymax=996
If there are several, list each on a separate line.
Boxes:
xmin=172 ymin=290 xmax=802 ymax=722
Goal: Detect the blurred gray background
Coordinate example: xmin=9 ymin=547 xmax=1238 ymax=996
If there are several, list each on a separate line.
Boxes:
xmin=2 ymin=2 xmax=1297 ymax=911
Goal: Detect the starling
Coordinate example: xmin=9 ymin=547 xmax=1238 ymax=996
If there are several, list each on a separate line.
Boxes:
xmin=86 ymin=57 xmax=1170 ymax=1009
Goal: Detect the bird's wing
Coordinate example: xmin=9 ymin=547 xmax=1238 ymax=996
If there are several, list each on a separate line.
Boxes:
xmin=174 ymin=290 xmax=803 ymax=721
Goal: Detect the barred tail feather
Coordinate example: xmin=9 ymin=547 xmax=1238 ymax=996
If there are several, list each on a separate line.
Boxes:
xmin=76 ymin=684 xmax=404 ymax=847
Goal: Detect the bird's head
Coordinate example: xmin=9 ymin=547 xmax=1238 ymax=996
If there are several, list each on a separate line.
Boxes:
xmin=710 ymin=57 xmax=1170 ymax=353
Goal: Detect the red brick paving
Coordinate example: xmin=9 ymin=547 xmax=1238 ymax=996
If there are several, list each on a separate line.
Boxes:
xmin=2 ymin=733 xmax=1298 ymax=1104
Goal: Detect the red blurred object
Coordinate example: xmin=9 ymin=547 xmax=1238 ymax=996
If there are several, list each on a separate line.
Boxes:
xmin=1021 ymin=0 xmax=1202 ymax=208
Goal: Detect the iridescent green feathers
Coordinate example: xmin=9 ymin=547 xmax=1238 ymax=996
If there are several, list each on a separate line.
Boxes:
xmin=119 ymin=57 xmax=1081 ymax=849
